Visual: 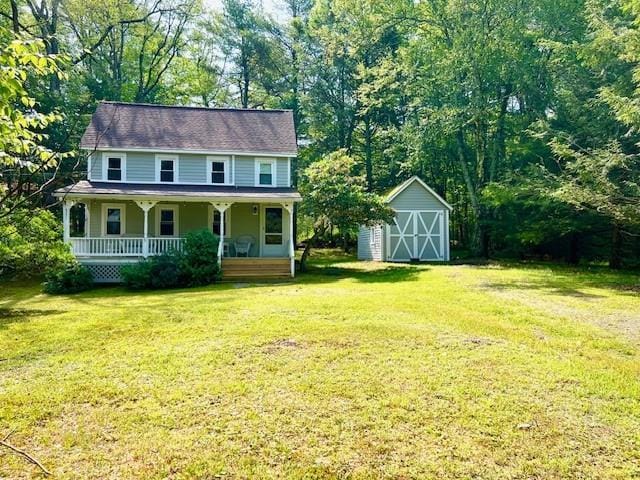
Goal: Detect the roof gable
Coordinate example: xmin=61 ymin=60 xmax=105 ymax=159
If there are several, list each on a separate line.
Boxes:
xmin=386 ymin=176 xmax=452 ymax=210
xmin=80 ymin=102 xmax=297 ymax=156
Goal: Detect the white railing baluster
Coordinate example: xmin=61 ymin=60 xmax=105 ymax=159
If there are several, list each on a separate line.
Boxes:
xmin=69 ymin=237 xmax=183 ymax=257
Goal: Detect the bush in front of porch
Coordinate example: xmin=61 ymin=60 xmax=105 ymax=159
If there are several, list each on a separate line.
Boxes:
xmin=121 ymin=229 xmax=221 ymax=290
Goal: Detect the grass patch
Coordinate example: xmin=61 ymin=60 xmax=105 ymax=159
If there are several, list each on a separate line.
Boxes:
xmin=1 ymin=251 xmax=639 ymax=478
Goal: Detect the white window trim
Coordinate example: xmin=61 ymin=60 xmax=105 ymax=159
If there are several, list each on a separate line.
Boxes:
xmin=102 ymin=152 xmax=127 ymax=182
xmin=101 ymin=203 xmax=126 ymax=236
xmin=287 ymin=157 xmax=291 ymax=187
xmin=207 ymin=204 xmax=232 ymax=238
xmin=155 ymin=154 xmax=179 ymax=183
xmin=255 ymin=157 xmax=276 ymax=187
xmin=87 ymin=154 xmax=92 ymax=181
xmin=369 ymin=226 xmax=377 ymax=246
xmin=207 ymin=155 xmax=232 ymax=185
xmin=155 ymin=204 xmax=179 ymax=237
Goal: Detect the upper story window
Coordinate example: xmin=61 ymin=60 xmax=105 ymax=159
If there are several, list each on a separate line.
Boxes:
xmin=156 ymin=155 xmax=178 ymax=183
xmin=255 ymin=158 xmax=276 ymax=187
xmin=102 ymin=153 xmax=126 ymax=182
xmin=208 ymin=156 xmax=231 ymax=185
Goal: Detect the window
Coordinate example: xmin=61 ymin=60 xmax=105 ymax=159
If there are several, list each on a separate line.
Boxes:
xmin=211 ymin=210 xmax=231 ymax=237
xmin=103 ymin=153 xmax=126 ymax=181
xmin=264 ymin=207 xmax=283 ymax=245
xmin=156 ymin=205 xmax=178 ymax=236
xmin=369 ymin=226 xmax=377 ymax=246
xmin=156 ymin=155 xmax=178 ymax=183
xmin=101 ymin=203 xmax=126 ymax=236
xmin=208 ymin=156 xmax=230 ymax=184
xmin=255 ymin=158 xmax=276 ymax=187
xmin=107 ymin=208 xmax=121 ymax=234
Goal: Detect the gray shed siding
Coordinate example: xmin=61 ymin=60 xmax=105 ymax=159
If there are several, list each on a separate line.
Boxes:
xmin=389 ymin=182 xmax=445 ymax=210
xmin=357 ymin=178 xmax=450 ymax=263
xmin=357 ymin=225 xmax=383 ymax=261
xmin=88 ymin=150 xmax=291 ymax=186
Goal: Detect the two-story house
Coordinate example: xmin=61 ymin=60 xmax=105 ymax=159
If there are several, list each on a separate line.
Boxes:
xmin=54 ymin=102 xmax=301 ymax=282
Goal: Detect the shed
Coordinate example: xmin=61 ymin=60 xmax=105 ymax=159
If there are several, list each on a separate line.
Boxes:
xmin=358 ymin=176 xmax=452 ymax=262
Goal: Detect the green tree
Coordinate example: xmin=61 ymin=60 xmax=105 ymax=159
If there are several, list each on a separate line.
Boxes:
xmin=298 ymin=149 xmax=394 ymax=269
xmin=0 ymin=31 xmax=71 ymax=216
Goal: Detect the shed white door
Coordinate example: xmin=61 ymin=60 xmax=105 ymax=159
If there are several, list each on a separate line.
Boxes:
xmin=388 ymin=210 xmax=444 ymax=261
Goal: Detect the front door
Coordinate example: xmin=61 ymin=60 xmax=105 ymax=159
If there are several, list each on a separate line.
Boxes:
xmin=261 ymin=206 xmax=285 ymax=257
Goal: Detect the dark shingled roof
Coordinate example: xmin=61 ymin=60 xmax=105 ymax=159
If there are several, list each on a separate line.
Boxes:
xmin=80 ymin=102 xmax=298 ymax=155
xmin=54 ymin=181 xmax=302 ymax=201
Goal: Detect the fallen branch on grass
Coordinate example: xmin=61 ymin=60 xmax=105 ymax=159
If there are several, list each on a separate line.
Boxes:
xmin=0 ymin=430 xmax=50 ymax=476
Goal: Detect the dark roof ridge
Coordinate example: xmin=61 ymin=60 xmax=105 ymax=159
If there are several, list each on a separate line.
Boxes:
xmin=99 ymin=101 xmax=292 ymax=114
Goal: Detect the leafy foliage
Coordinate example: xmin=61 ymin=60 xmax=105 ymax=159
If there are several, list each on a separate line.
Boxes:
xmin=121 ymin=250 xmax=184 ymax=290
xmin=43 ymin=261 xmax=93 ymax=294
xmin=121 ymin=229 xmax=220 ymax=290
xmin=0 ymin=30 xmax=70 ymax=214
xmin=299 ymin=150 xmax=393 ymax=268
xmin=0 ymin=208 xmax=74 ymax=278
xmin=180 ymin=229 xmax=222 ymax=286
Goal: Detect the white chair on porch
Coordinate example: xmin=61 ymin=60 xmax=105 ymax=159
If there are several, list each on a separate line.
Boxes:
xmin=234 ymin=235 xmax=255 ymax=257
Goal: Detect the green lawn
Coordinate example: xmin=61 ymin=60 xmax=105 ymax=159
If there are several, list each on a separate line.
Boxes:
xmin=1 ymin=252 xmax=640 ymax=479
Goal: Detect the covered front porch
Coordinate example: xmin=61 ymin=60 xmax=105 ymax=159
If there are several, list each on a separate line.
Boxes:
xmin=55 ymin=183 xmax=301 ymax=280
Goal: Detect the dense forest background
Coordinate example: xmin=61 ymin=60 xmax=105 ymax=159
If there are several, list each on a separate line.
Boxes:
xmin=1 ymin=0 xmax=640 ymax=269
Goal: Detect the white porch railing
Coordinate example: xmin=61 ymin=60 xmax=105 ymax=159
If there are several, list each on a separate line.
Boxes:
xmin=70 ymin=237 xmax=184 ymax=257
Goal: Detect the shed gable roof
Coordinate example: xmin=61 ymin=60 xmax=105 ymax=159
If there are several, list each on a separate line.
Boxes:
xmin=386 ymin=176 xmax=452 ymax=210
xmin=80 ymin=102 xmax=297 ymax=155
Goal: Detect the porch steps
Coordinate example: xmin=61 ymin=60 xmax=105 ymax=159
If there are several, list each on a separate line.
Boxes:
xmin=221 ymin=258 xmax=291 ymax=279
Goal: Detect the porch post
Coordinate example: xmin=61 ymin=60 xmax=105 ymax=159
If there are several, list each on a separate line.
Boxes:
xmin=283 ymin=202 xmax=295 ymax=277
xmin=62 ymin=200 xmax=76 ymax=243
xmin=211 ymin=202 xmax=232 ymax=263
xmin=135 ymin=201 xmax=157 ymax=257
xmin=84 ymin=201 xmax=90 ymax=238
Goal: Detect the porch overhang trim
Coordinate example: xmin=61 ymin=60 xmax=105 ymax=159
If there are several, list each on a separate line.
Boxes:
xmin=54 ymin=181 xmax=302 ymax=203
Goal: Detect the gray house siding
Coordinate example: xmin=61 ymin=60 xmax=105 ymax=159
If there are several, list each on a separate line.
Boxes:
xmin=179 ymin=154 xmax=207 ymax=183
xmin=88 ymin=150 xmax=291 ymax=187
xmin=235 ymin=156 xmax=255 ymax=186
xmin=276 ymin=158 xmax=289 ymax=186
xmin=88 ymin=154 xmax=103 ymax=180
xmin=126 ymin=152 xmax=155 ymax=182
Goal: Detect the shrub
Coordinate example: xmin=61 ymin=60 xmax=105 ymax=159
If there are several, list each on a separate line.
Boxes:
xmin=121 ymin=250 xmax=183 ymax=290
xmin=120 ymin=230 xmax=221 ymax=290
xmin=43 ymin=262 xmax=93 ymax=294
xmin=119 ymin=259 xmax=154 ymax=290
xmin=180 ymin=229 xmax=221 ymax=286
xmin=0 ymin=207 xmax=74 ymax=279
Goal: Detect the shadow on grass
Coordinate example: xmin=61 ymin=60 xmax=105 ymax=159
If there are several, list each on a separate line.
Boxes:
xmin=299 ymin=263 xmax=423 ymax=284
xmin=0 ymin=307 xmax=65 ymax=329
xmin=467 ymin=260 xmax=640 ymax=298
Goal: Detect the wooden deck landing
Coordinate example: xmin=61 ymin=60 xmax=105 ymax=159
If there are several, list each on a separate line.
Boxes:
xmin=221 ymin=257 xmax=292 ymax=279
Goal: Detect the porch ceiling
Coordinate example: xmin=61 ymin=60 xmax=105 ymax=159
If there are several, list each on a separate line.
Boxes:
xmin=54 ymin=180 xmax=302 ymax=202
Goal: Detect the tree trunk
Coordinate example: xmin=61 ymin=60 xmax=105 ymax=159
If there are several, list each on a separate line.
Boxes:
xmin=364 ymin=115 xmax=373 ymax=191
xmin=10 ymin=0 xmax=20 ymax=33
xmin=300 ymin=233 xmax=317 ymax=272
xmin=567 ymin=232 xmax=580 ymax=265
xmin=609 ymin=223 xmax=623 ymax=269
xmin=455 ymin=129 xmax=483 ymax=256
